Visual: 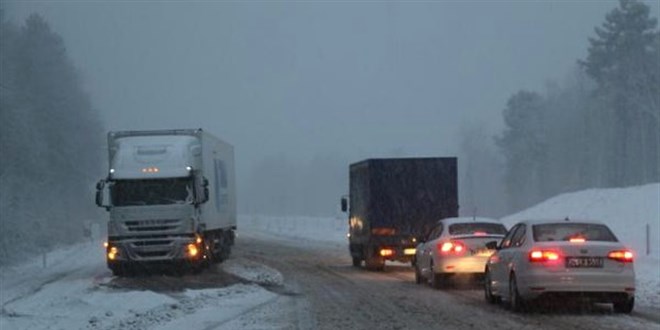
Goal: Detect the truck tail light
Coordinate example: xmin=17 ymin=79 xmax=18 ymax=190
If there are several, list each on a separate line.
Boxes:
xmin=379 ymin=248 xmax=394 ymax=257
xmin=438 ymin=241 xmax=466 ymax=255
xmin=528 ymin=249 xmax=560 ymax=262
xmin=608 ymin=250 xmax=634 ymax=263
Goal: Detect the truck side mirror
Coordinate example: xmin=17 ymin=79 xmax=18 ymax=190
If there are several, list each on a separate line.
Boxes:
xmin=340 ymin=197 xmax=348 ymax=212
xmin=95 ymin=180 xmax=111 ymax=211
xmin=203 ymin=187 xmax=210 ymax=203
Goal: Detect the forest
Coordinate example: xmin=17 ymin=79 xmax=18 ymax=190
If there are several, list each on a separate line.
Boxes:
xmin=0 ymin=12 xmax=104 ymax=264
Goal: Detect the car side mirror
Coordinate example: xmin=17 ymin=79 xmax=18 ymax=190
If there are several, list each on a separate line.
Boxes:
xmin=485 ymin=241 xmax=499 ymax=250
xmin=340 ymin=197 xmax=348 ymax=212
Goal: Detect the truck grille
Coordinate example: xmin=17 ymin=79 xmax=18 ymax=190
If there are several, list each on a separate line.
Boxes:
xmin=135 ymin=250 xmax=169 ymax=258
xmin=125 ymin=219 xmax=181 ymax=232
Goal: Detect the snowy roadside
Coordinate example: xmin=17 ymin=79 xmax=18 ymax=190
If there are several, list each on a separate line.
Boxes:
xmin=0 ymin=239 xmax=286 ymax=330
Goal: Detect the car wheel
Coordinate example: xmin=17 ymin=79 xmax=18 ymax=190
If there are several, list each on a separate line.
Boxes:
xmin=428 ymin=261 xmax=445 ymax=289
xmin=508 ymin=273 xmax=526 ymax=312
xmin=484 ymin=268 xmax=500 ymax=304
xmin=415 ymin=264 xmax=423 ymax=284
xmin=613 ymin=297 xmax=634 ymax=314
xmin=352 ymin=257 xmax=362 ymax=267
xmin=431 ymin=273 xmax=446 ymax=289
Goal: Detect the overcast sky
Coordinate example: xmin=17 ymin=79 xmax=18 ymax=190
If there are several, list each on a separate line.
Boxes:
xmin=6 ymin=1 xmax=658 ymax=178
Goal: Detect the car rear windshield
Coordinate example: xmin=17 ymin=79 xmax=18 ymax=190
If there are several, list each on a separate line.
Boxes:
xmin=448 ymin=223 xmax=507 ymax=236
xmin=532 ymin=223 xmax=618 ymax=242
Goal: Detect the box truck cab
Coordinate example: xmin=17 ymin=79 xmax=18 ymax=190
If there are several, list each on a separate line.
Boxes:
xmin=95 ymin=129 xmax=236 ymax=275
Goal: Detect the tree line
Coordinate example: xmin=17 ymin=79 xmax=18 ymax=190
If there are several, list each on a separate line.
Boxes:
xmin=494 ymin=0 xmax=659 ymax=212
xmin=0 ymin=12 xmax=105 ymax=264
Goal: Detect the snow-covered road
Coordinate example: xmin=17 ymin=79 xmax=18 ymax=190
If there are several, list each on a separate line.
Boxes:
xmin=2 ymin=228 xmax=658 ymax=330
xmin=1 ymin=184 xmax=658 ymax=329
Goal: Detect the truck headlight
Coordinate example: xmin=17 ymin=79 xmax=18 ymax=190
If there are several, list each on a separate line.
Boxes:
xmin=107 ymin=246 xmax=119 ymax=260
xmin=187 ymin=244 xmax=199 ymax=258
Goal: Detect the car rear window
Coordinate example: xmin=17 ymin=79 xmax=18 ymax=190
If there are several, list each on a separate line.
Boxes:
xmin=532 ymin=223 xmax=618 ymax=242
xmin=448 ymin=223 xmax=507 ymax=236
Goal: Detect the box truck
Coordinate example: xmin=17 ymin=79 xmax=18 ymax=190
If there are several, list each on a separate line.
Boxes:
xmin=95 ymin=129 xmax=236 ymax=275
xmin=341 ymin=158 xmax=458 ymax=271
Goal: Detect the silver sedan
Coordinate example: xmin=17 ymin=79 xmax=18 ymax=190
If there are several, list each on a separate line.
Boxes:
xmin=415 ymin=217 xmax=507 ymax=288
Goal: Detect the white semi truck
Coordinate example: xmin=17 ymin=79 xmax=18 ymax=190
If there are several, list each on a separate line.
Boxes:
xmin=95 ymin=129 xmax=236 ymax=275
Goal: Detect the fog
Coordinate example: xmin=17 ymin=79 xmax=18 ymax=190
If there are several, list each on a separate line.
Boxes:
xmin=5 ymin=1 xmax=658 ymax=217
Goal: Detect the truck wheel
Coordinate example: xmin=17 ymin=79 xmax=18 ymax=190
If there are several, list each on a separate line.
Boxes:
xmin=352 ymin=257 xmax=362 ymax=267
xmin=110 ymin=266 xmax=124 ymax=277
xmin=365 ymin=257 xmax=385 ymax=271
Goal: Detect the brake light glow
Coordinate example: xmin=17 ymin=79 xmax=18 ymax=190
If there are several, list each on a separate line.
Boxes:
xmin=529 ymin=249 xmax=560 ymax=262
xmin=438 ymin=241 xmax=466 ymax=255
xmin=608 ymin=250 xmax=634 ymax=262
xmin=569 ymin=237 xmax=586 ymax=243
xmin=473 ymin=231 xmax=487 ymax=236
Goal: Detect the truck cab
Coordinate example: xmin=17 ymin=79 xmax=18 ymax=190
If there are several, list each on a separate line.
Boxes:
xmin=96 ymin=129 xmax=236 ymax=275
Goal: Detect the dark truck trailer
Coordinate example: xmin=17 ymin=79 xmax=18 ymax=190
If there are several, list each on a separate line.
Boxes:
xmin=341 ymin=158 xmax=458 ymax=271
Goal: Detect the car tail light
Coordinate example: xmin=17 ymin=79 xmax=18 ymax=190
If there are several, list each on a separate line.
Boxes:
xmin=438 ymin=241 xmax=466 ymax=255
xmin=569 ymin=237 xmax=586 ymax=243
xmin=528 ymin=249 xmax=560 ymax=262
xmin=608 ymin=250 xmax=634 ymax=263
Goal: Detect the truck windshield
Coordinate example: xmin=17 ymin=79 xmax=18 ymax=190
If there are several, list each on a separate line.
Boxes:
xmin=111 ymin=178 xmax=193 ymax=206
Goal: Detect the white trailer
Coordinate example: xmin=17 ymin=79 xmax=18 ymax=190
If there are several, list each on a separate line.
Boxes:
xmin=95 ymin=129 xmax=236 ymax=275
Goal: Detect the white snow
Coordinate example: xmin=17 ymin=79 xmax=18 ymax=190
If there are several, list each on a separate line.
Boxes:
xmin=223 ymin=259 xmax=284 ymax=287
xmin=0 ymin=240 xmax=279 ymax=330
xmin=1 ymin=184 xmax=658 ymax=329
xmin=239 ymin=215 xmax=348 ymax=244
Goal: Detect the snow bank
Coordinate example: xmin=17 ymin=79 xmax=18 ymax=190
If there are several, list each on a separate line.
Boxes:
xmin=501 ymin=183 xmax=660 ymax=260
xmin=239 ymin=215 xmax=347 ymax=244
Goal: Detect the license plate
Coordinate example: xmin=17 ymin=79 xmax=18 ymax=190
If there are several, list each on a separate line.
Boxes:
xmin=566 ymin=257 xmax=603 ymax=268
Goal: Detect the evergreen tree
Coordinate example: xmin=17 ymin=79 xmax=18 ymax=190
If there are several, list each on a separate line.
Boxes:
xmin=580 ymin=0 xmax=660 ymax=186
xmin=0 ymin=13 xmax=104 ymax=264
xmin=496 ymin=91 xmax=547 ymax=211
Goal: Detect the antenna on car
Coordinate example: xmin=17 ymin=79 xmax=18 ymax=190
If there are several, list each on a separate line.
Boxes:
xmin=473 ymin=207 xmax=477 ymax=221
